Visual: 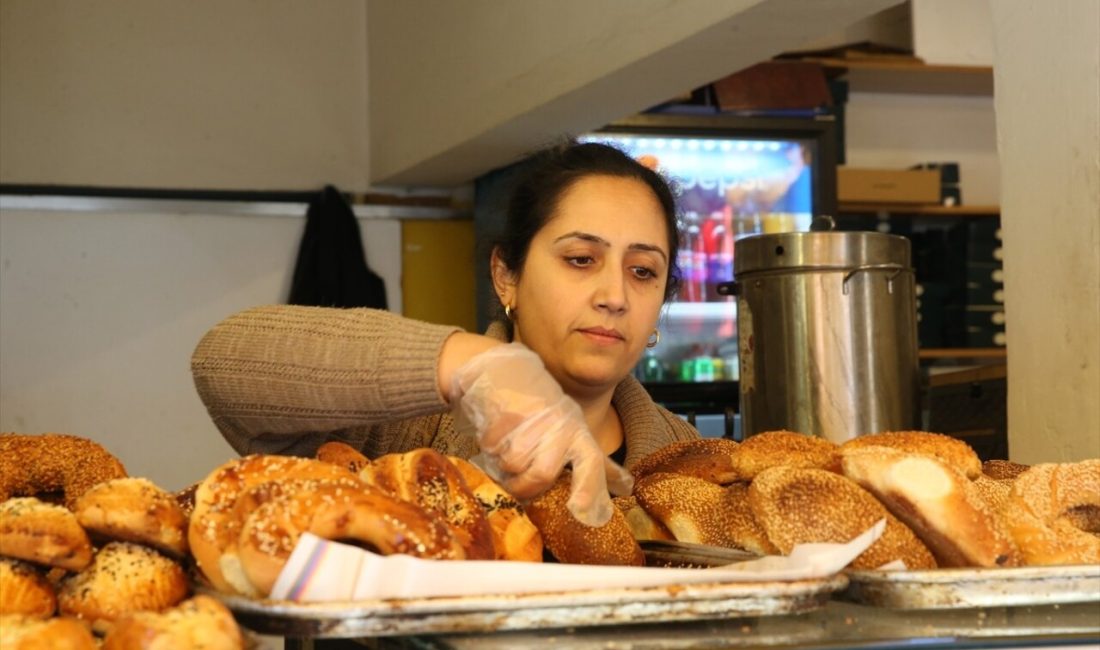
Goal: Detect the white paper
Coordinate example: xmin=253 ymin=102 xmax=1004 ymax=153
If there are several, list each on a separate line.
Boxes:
xmin=269 ymin=519 xmax=885 ymax=602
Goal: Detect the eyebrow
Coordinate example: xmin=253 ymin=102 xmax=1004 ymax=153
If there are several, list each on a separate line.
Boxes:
xmin=553 ymin=231 xmax=668 ymax=264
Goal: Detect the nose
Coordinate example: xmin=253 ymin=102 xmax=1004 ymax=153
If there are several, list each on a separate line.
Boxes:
xmin=594 ymin=264 xmax=628 ymax=314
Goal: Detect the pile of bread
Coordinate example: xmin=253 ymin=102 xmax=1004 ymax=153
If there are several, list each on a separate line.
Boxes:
xmin=586 ymin=431 xmax=1100 ymax=570
xmin=2 ymin=429 xmax=1097 ymax=645
xmin=0 ymin=433 xmax=244 ymax=650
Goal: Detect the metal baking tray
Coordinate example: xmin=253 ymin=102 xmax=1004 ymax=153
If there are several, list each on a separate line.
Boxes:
xmin=841 ymin=564 xmax=1100 ymax=609
xmin=640 ymin=539 xmax=760 ymax=568
xmin=205 ymin=573 xmax=848 ymax=639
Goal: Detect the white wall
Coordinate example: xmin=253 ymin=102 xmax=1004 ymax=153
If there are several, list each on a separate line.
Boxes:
xmin=991 ymin=1 xmax=1100 ymax=463
xmin=0 ymin=203 xmax=401 ymax=490
xmin=0 ymin=0 xmax=371 ymax=191
xmin=845 ymin=92 xmax=999 ymax=205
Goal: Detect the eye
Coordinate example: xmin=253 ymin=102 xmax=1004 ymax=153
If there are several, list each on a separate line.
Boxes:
xmin=631 ymin=266 xmax=658 ymax=280
xmin=565 ymin=255 xmax=595 ymax=267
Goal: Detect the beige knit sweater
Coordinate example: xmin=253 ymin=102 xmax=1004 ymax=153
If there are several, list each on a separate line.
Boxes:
xmin=190 ymin=305 xmax=698 ymax=469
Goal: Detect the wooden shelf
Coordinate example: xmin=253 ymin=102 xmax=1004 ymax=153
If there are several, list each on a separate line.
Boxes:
xmin=839 ymin=203 xmax=1000 ymax=217
xmin=807 ymin=57 xmax=994 ymax=96
xmin=919 ymin=348 xmax=1006 ymax=360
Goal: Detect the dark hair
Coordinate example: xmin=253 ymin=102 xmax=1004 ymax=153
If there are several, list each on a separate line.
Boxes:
xmin=494 ymin=140 xmax=682 ymax=306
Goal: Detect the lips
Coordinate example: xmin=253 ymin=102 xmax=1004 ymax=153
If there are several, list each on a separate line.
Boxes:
xmin=578 ymin=327 xmax=624 ymax=341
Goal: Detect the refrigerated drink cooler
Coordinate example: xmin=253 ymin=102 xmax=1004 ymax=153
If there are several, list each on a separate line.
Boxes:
xmin=718 ymin=230 xmax=921 ymax=443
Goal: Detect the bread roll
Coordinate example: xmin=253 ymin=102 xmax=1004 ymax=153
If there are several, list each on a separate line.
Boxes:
xmin=524 ymin=472 xmax=644 ymax=566
xmin=731 ymin=431 xmax=840 ymax=480
xmin=612 ymin=495 xmax=673 ymax=542
xmin=0 ymin=559 xmax=56 ymax=618
xmin=0 ymin=498 xmax=93 ymax=571
xmin=102 ymin=594 xmax=244 ymax=650
xmin=58 ymin=542 xmax=189 ymax=634
xmin=748 ymin=466 xmax=937 ymax=570
xmin=841 ymin=445 xmax=1018 ymax=567
xmin=1003 ymin=459 xmax=1100 ymax=566
xmin=447 ymin=456 xmax=543 ymax=562
xmin=842 ymin=431 xmax=981 ymax=479
xmin=631 ymin=438 xmax=739 ymax=484
xmin=362 ymin=449 xmax=495 ymax=560
xmin=74 ymin=477 xmax=189 ymax=559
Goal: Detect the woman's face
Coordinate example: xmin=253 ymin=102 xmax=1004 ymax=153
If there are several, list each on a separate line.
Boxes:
xmin=494 ymin=175 xmax=671 ymax=398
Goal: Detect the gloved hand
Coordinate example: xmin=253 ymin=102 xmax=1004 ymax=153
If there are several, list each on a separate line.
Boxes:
xmin=450 ymin=343 xmax=634 ymax=527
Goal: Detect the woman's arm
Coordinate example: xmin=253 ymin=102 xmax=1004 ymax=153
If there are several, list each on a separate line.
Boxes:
xmin=191 ymin=305 xmax=468 ymax=447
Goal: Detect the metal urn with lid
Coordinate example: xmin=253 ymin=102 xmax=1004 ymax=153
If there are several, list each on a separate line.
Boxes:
xmin=719 ymin=228 xmax=920 ymax=443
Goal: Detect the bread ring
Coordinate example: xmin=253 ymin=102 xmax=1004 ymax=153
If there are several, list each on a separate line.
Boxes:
xmin=613 ymin=495 xmax=673 ymax=542
xmin=982 ymin=459 xmax=1031 ymax=480
xmin=361 ymin=449 xmax=495 ymax=560
xmin=0 ymin=558 xmax=56 ymax=618
xmin=0 ymin=433 xmax=127 ymax=508
xmin=447 ymin=456 xmax=543 ymax=562
xmin=0 ymin=614 xmax=96 ymax=650
xmin=316 ymin=440 xmax=372 ymax=474
xmin=0 ymin=498 xmax=93 ymax=571
xmin=102 ymin=594 xmax=243 ymax=650
xmin=218 ymin=476 xmax=367 ymax=596
xmin=730 ymin=430 xmax=840 ymax=480
xmin=188 ymin=454 xmax=363 ymax=593
xmin=74 ymin=477 xmax=189 ymax=559
xmin=841 ymin=445 xmax=1018 ymax=567
xmin=842 ymin=431 xmax=981 ymax=479
xmin=1003 ymin=459 xmax=1100 ymax=566
xmin=634 ymin=473 xmax=776 ymax=555
xmin=58 ymin=541 xmax=189 ymax=634
xmin=972 ymin=474 xmax=1013 ymax=514
xmin=748 ymin=466 xmax=938 ymax=570
xmin=236 ymin=480 xmax=464 ymax=596
xmin=631 ymin=438 xmax=740 ymax=484
xmin=524 ymin=472 xmax=644 ymax=566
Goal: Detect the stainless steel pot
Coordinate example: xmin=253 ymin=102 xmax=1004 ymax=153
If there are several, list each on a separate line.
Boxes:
xmin=719 ymin=230 xmax=920 ymax=443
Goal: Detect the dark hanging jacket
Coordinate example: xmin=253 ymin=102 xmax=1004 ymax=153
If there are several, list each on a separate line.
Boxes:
xmin=288 ymin=185 xmax=389 ymax=310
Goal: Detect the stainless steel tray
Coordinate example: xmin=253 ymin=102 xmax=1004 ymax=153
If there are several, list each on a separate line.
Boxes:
xmin=205 ymin=574 xmax=848 ymax=639
xmin=640 ymin=539 xmax=760 ymax=568
xmin=841 ymin=564 xmax=1100 ymax=609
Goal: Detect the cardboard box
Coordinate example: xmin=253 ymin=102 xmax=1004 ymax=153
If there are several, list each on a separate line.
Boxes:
xmin=837 ymin=168 xmax=941 ymax=204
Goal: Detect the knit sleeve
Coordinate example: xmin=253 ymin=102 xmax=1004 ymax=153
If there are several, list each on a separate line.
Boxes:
xmin=190 ymin=305 xmax=461 ymax=451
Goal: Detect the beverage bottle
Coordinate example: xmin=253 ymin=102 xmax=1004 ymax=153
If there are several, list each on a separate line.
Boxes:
xmin=678 ymin=212 xmax=699 ymax=302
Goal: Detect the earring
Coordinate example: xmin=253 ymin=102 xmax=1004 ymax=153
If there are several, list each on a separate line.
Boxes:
xmin=504 ymin=304 xmax=516 ymax=321
xmin=646 ymin=328 xmax=661 ymax=348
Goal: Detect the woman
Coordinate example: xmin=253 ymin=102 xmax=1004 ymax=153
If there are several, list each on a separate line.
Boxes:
xmin=191 ymin=141 xmax=700 ymax=527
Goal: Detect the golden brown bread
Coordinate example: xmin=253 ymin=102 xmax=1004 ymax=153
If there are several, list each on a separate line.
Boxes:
xmin=1003 ymin=459 xmax=1100 ymax=566
xmin=187 ymin=454 xmax=363 ymax=593
xmin=0 ymin=559 xmax=56 ymax=618
xmin=972 ymin=474 xmax=1013 ymax=515
xmin=524 ymin=472 xmax=644 ymax=566
xmin=0 ymin=615 xmax=97 ymax=650
xmin=74 ymin=477 xmax=189 ymax=559
xmin=631 ymin=438 xmax=740 ymax=484
xmin=634 ymin=472 xmax=775 ymax=554
xmin=841 ymin=445 xmax=1019 ymax=568
xmin=748 ymin=466 xmax=938 ymax=570
xmin=57 ymin=542 xmax=189 ymax=634
xmin=731 ymin=430 xmax=840 ymax=480
xmin=982 ymin=459 xmax=1031 ymax=480
xmin=236 ymin=479 xmax=464 ymax=596
xmin=315 ymin=440 xmax=372 ymax=474
xmin=102 ymin=594 xmax=244 ymax=650
xmin=0 ymin=433 xmax=127 ymax=508
xmin=447 ymin=456 xmax=544 ymax=562
xmin=721 ymin=482 xmax=780 ymax=556
xmin=361 ymin=449 xmax=495 ymax=561
xmin=842 ymin=431 xmax=982 ymax=480
xmin=0 ymin=498 xmax=93 ymax=571
xmin=613 ymin=495 xmax=673 ymax=542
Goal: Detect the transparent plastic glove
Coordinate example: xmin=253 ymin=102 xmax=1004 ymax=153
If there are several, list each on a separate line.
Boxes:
xmin=451 ymin=343 xmax=629 ymax=527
